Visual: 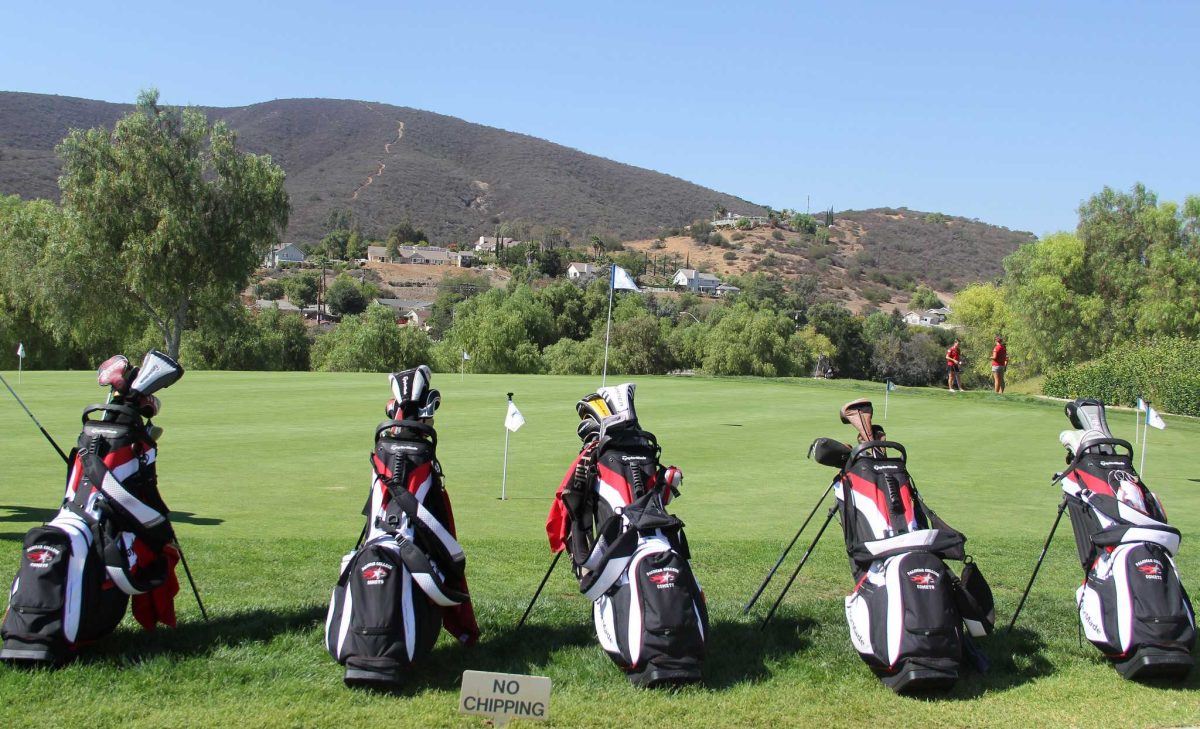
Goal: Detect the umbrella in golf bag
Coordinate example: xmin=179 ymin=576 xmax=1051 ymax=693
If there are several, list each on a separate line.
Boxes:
xmin=325 ymin=365 xmax=479 ymax=687
xmin=749 ymin=399 xmax=994 ymax=693
xmin=542 ymin=383 xmax=708 ymax=688
xmin=2 ymin=351 xmax=186 ymax=665
xmin=1010 ymin=399 xmax=1194 ymax=680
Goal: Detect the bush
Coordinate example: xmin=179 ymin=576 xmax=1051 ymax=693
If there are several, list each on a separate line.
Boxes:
xmin=311 ymin=304 xmax=431 ymax=372
xmin=706 ymin=232 xmax=725 ymax=247
xmin=723 ymin=251 xmax=737 ymax=261
xmin=326 ymin=273 xmax=369 ymax=316
xmin=1042 ymin=337 xmax=1200 ymax=416
xmin=254 ymin=279 xmax=284 ymax=300
xmin=771 ymin=230 xmax=785 ymax=241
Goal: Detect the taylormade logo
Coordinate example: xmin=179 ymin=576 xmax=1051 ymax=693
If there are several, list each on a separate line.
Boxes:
xmin=873 ymin=464 xmax=899 ymax=472
xmin=1100 ymin=461 xmax=1127 ymax=467
xmin=621 ymin=455 xmax=647 ymax=462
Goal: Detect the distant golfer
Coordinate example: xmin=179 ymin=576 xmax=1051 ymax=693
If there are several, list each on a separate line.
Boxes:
xmin=946 ymin=338 xmax=963 ymax=392
xmin=991 ymin=335 xmax=1008 ymax=393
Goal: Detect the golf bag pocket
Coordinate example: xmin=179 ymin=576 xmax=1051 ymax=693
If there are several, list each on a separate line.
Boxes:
xmin=953 ymin=560 xmax=996 ymax=637
xmin=593 ymin=538 xmax=708 ymax=687
xmin=1077 ymin=542 xmax=1196 ymax=659
xmin=2 ymin=519 xmax=128 ymax=663
xmin=844 ymin=552 xmax=962 ymax=682
xmin=325 ymin=538 xmax=442 ymax=684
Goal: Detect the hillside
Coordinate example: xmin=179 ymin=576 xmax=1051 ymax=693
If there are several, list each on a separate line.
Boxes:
xmin=0 ymin=92 xmax=766 ymax=244
xmin=0 ymin=92 xmax=1033 ymax=301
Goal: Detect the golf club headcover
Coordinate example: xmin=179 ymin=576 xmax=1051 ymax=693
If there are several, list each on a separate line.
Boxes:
xmin=97 ymin=354 xmax=132 ymax=393
xmin=128 ymin=350 xmax=184 ymax=397
xmin=840 ymin=398 xmax=875 ymax=443
xmin=389 ymin=365 xmax=434 ymax=419
xmin=596 ymin=383 xmax=638 ymax=430
xmin=663 ymin=465 xmax=683 ymax=498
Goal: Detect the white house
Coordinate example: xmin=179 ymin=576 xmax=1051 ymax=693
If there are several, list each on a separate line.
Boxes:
xmin=672 ymin=268 xmax=721 ymax=294
xmin=903 ymin=308 xmax=951 ymax=327
xmin=366 ymin=245 xmax=390 ymax=263
xmin=475 ymin=236 xmax=516 ymax=252
xmin=710 ymin=212 xmax=771 ymax=229
xmin=265 ymin=243 xmax=306 ymax=267
xmin=566 ymin=262 xmax=596 ymax=279
xmin=715 ymin=283 xmax=741 ymax=297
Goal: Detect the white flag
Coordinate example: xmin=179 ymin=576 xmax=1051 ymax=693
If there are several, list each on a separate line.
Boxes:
xmin=611 ymin=265 xmax=640 ymax=292
xmin=504 ymin=401 xmax=525 ymax=432
xmin=1146 ymin=405 xmax=1166 ymax=430
xmin=16 ymin=342 xmax=25 ymax=358
xmin=1136 ymin=397 xmax=1147 ymax=412
xmin=462 ymin=351 xmax=470 ymax=361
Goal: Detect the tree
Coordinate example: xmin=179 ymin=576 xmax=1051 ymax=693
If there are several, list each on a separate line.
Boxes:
xmin=910 ymin=284 xmax=944 ymax=310
xmin=53 ymin=89 xmax=289 ymax=358
xmin=326 ymin=273 xmax=368 ymax=316
xmin=312 ymin=304 xmax=431 ymax=372
xmin=283 ymin=271 xmax=320 ymax=308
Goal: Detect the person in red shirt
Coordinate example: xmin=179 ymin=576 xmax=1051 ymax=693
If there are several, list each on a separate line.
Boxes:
xmin=991 ymin=335 xmax=1008 ymax=393
xmin=946 ymin=339 xmax=963 ymax=392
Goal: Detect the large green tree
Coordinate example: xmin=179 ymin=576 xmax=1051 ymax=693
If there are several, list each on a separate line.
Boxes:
xmin=52 ymin=89 xmax=289 ymax=357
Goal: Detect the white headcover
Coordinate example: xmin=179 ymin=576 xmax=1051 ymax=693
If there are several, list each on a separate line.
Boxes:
xmin=1059 ymin=428 xmax=1111 ymax=456
xmin=597 ymin=383 xmax=638 ymax=430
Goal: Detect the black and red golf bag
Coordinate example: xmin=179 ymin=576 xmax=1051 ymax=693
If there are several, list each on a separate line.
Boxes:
xmin=1 ymin=351 xmax=184 ymax=665
xmin=1055 ymin=399 xmax=1194 ymax=679
xmin=325 ymin=366 xmax=479 ymax=687
xmin=545 ymin=384 xmax=708 ymax=688
xmin=813 ymin=400 xmax=994 ymax=692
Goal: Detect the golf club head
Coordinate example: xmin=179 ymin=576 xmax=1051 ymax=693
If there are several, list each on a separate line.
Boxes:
xmin=97 ymin=355 xmax=132 ymax=393
xmin=128 ymin=350 xmax=184 ymax=398
xmin=135 ymin=394 xmax=161 ymax=418
xmin=840 ymin=398 xmax=875 ymax=443
xmin=809 ymin=437 xmax=852 ymax=469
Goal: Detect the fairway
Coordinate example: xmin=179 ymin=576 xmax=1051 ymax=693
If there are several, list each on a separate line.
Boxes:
xmin=1 ymin=371 xmax=1198 ymax=728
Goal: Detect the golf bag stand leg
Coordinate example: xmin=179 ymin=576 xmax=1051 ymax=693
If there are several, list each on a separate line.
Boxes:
xmin=744 ymin=481 xmax=835 ymax=614
xmin=761 ymin=506 xmax=837 ymax=629
xmin=517 ymin=550 xmax=562 ymax=630
xmin=1008 ymin=499 xmax=1067 ymax=631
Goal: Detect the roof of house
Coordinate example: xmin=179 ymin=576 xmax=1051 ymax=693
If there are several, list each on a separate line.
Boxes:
xmin=366 ymin=245 xmax=388 ymax=258
xmin=376 ymin=298 xmax=435 ymax=311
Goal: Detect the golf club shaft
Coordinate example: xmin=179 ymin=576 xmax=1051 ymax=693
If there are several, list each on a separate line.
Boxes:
xmin=744 ymin=479 xmax=836 ymax=614
xmin=517 ymin=550 xmax=563 ymax=630
xmin=0 ymin=372 xmax=69 ymax=463
xmin=761 ymin=506 xmax=837 ymax=629
xmin=1007 ymin=499 xmax=1067 ymax=632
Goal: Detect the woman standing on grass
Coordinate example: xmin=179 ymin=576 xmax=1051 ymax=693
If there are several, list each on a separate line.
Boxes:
xmin=991 ymin=335 xmax=1008 ymax=393
xmin=946 ymin=338 xmax=963 ymax=392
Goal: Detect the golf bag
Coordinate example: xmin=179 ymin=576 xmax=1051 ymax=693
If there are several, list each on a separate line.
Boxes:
xmin=545 ymin=384 xmax=708 ymax=687
xmin=325 ymin=366 xmax=479 ymax=687
xmin=1056 ymin=399 xmax=1194 ymax=679
xmin=2 ymin=351 xmax=185 ymax=665
xmin=818 ymin=400 xmax=993 ymax=692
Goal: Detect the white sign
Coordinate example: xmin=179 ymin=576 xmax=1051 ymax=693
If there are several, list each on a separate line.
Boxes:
xmin=459 ymin=670 xmax=550 ymax=726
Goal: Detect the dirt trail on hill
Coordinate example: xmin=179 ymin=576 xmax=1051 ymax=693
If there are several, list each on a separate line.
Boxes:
xmin=351 ymin=106 xmax=405 ymax=200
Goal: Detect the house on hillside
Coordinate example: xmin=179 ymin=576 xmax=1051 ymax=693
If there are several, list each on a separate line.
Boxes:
xmin=475 ymin=236 xmax=516 ymax=253
xmin=672 ymin=268 xmax=721 ymax=294
xmin=715 ymin=283 xmax=741 ymax=297
xmin=366 ymin=245 xmax=390 ymax=263
xmin=264 ymin=243 xmax=306 ymax=267
xmin=566 ymin=262 xmax=596 ymax=280
xmin=397 ymin=246 xmax=452 ymax=266
xmin=710 ymin=212 xmax=770 ymax=229
xmin=903 ymin=308 xmax=951 ymax=327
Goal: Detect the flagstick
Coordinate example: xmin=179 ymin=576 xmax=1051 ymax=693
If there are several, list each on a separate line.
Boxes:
xmin=1134 ymin=398 xmax=1141 ymax=452
xmin=18 ymin=352 xmax=22 ymax=385
xmin=501 ymin=426 xmax=510 ymax=501
xmin=884 ymin=380 xmax=890 ymax=421
xmin=601 ymin=264 xmax=615 ymax=387
xmin=1139 ymin=415 xmax=1148 ymax=478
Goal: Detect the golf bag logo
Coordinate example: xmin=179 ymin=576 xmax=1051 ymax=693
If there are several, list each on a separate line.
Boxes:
xmin=361 ymin=562 xmax=393 ymax=585
xmin=648 ymin=567 xmax=679 ymax=588
xmin=1137 ymin=560 xmax=1164 ymax=580
xmin=25 ymin=546 xmax=61 ymax=568
xmin=908 ymin=569 xmax=938 ymax=589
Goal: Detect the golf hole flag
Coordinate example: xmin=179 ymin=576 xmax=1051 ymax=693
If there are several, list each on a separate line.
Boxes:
xmin=505 ymin=400 xmax=525 ymax=432
xmin=17 ymin=342 xmax=25 ymax=359
xmin=1146 ymin=404 xmax=1166 ymax=430
xmin=611 ymin=264 xmax=639 ymax=292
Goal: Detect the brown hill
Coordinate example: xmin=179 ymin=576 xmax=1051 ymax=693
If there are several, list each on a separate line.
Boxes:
xmin=0 ymin=92 xmax=766 ymax=245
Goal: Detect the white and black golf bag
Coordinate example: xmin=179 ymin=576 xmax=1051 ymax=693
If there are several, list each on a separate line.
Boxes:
xmin=325 ymin=366 xmax=479 ymax=687
xmin=809 ymin=400 xmax=994 ymax=692
xmin=546 ymin=384 xmax=708 ymax=688
xmin=1 ymin=351 xmax=185 ymax=665
xmin=1056 ymin=399 xmax=1194 ymax=679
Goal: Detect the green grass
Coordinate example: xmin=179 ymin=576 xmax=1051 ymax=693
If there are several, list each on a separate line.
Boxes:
xmin=0 ymin=371 xmax=1197 ymax=728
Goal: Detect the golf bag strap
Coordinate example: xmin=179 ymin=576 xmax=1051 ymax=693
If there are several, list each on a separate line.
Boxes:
xmin=850 ymin=528 xmax=965 ymax=563
xmin=579 ymin=514 xmax=639 ymax=601
xmin=374 ymin=419 xmax=437 ymax=447
xmin=387 ymin=480 xmax=467 ymax=577
xmin=80 ymin=450 xmax=173 ymax=547
xmin=392 ymin=536 xmax=468 ymax=606
xmin=562 ymin=442 xmax=600 ymax=567
xmin=1091 ymin=523 xmax=1181 ymax=555
xmin=100 ymin=529 xmax=170 ymax=596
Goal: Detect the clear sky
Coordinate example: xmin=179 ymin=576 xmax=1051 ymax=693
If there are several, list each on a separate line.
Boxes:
xmin=3 ymin=2 xmax=1197 ymax=236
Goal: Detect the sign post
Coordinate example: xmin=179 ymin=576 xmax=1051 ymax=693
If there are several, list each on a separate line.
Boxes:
xmin=459 ymin=670 xmax=551 ymax=727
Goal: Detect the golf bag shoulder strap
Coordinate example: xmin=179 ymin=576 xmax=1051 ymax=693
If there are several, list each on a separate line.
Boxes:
xmin=373 ymin=462 xmax=466 ymax=577
xmin=79 ymin=449 xmax=173 ymax=547
xmin=82 ymin=402 xmax=143 ymax=426
xmin=578 ymin=492 xmax=682 ymax=601
xmin=389 ymin=536 xmax=469 ymax=607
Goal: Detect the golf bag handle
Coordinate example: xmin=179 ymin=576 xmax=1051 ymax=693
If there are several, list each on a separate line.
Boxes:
xmin=847 ymin=440 xmax=907 ymax=467
xmin=81 ymin=403 xmax=142 ymax=423
xmin=1052 ymin=436 xmax=1136 ymax=486
xmin=374 ymin=419 xmax=437 ymax=447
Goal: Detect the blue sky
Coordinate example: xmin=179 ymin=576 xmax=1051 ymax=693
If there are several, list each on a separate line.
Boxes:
xmin=3 ymin=2 xmax=1197 ymax=236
